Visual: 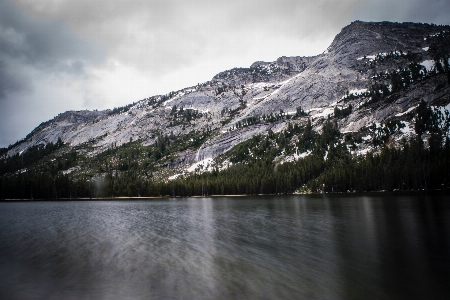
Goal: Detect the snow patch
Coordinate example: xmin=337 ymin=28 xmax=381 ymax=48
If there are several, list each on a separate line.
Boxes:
xmin=429 ymin=32 xmax=445 ymax=38
xmin=420 ymin=60 xmax=435 ymax=72
xmin=422 ymin=47 xmax=429 ymax=51
xmin=168 ymin=174 xmax=182 ymax=180
xmin=400 ymin=121 xmax=415 ymax=135
xmin=356 ymin=147 xmax=372 ymax=156
xmin=280 ymin=150 xmax=312 ymax=165
xmin=395 ymin=105 xmax=418 ymax=117
xmin=63 ymin=166 xmax=79 ymax=175
xmin=307 ymin=107 xmax=323 ymax=112
xmin=253 ymin=95 xmax=268 ymax=100
xmin=218 ymin=159 xmax=232 ymax=172
xmin=348 ymin=88 xmax=368 ymax=95
xmin=434 ymin=103 xmax=450 ymax=115
xmin=357 ymin=55 xmax=376 ymax=61
xmin=357 ymin=51 xmax=404 ymax=62
xmin=187 ymin=157 xmax=214 ymax=173
xmin=312 ymin=107 xmax=334 ymax=119
xmin=162 ymin=91 xmax=185 ymax=106
xmin=295 ymin=150 xmax=312 ymax=159
xmin=341 ymin=88 xmax=368 ymax=100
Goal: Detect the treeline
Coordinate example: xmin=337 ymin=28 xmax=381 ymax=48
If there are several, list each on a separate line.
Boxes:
xmin=0 ymin=172 xmax=89 ymax=200
xmin=0 ymin=138 xmax=67 ymax=175
xmin=1 ymin=134 xmax=448 ymax=199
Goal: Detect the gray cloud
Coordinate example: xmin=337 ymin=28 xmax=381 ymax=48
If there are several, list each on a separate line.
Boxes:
xmin=352 ymin=0 xmax=450 ymax=25
xmin=0 ymin=0 xmax=107 ymax=147
xmin=14 ymin=0 xmax=450 ymax=76
xmin=1 ymin=1 xmax=105 ymax=68
xmin=0 ymin=60 xmax=31 ymax=99
xmin=1 ymin=0 xmax=450 ymax=147
xmin=14 ymin=0 xmax=360 ymax=75
xmin=0 ymin=0 xmax=106 ymax=97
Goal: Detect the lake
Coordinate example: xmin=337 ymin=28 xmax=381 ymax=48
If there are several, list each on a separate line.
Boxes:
xmin=0 ymin=194 xmax=449 ymax=299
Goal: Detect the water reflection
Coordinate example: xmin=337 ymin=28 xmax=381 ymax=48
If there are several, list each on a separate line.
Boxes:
xmin=0 ymin=195 xmax=449 ymax=299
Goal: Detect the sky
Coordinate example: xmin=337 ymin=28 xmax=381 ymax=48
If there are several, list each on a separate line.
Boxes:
xmin=1 ymin=0 xmax=450 ymax=147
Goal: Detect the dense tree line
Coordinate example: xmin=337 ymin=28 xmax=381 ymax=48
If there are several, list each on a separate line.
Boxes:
xmin=2 ymin=133 xmax=448 ymax=199
xmin=0 ymin=138 xmax=68 ymax=175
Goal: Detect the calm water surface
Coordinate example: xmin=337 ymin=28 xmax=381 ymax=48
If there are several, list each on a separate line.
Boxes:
xmin=0 ymin=194 xmax=449 ymax=299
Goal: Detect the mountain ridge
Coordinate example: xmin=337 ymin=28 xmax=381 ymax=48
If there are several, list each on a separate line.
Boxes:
xmin=2 ymin=20 xmax=450 ymax=194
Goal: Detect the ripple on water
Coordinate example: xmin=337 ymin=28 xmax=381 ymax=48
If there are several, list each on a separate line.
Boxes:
xmin=0 ymin=195 xmax=450 ymax=299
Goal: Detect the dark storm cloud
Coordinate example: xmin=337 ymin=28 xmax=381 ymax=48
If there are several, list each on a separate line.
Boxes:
xmin=15 ymin=0 xmax=449 ymax=78
xmin=15 ymin=0 xmax=356 ymax=75
xmin=15 ymin=0 xmax=207 ymax=74
xmin=0 ymin=0 xmax=106 ymax=98
xmin=8 ymin=0 xmax=450 ymax=76
xmin=352 ymin=0 xmax=450 ymax=24
xmin=0 ymin=60 xmax=31 ymax=99
xmin=0 ymin=0 xmax=107 ymax=148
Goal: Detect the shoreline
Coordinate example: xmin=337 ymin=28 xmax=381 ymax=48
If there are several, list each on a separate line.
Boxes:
xmin=1 ymin=189 xmax=449 ymax=201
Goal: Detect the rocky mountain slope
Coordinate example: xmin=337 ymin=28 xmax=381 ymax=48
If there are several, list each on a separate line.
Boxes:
xmin=2 ymin=20 xmax=450 ymax=184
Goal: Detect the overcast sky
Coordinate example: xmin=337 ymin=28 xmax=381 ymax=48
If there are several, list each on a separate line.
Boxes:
xmin=1 ymin=0 xmax=450 ymax=147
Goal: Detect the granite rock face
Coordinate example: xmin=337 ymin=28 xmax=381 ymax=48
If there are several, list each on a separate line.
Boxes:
xmin=6 ymin=21 xmax=450 ymax=173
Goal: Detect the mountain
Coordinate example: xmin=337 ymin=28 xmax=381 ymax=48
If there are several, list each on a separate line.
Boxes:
xmin=1 ymin=21 xmax=450 ymax=198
